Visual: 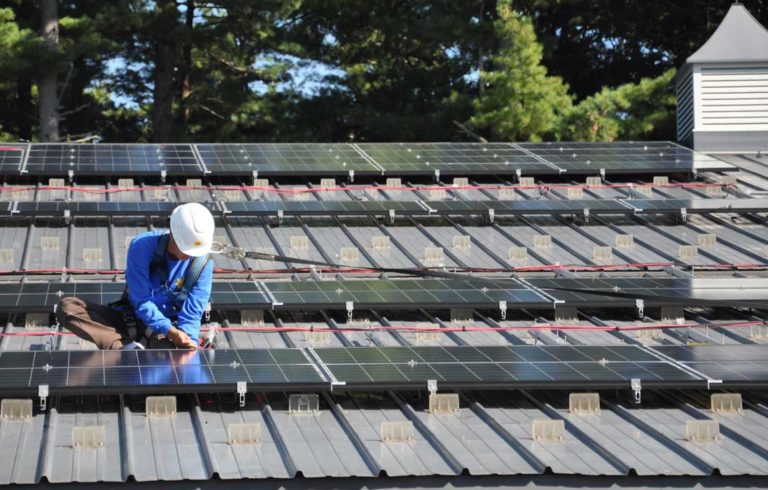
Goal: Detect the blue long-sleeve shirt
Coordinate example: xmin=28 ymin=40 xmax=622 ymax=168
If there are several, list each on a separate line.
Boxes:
xmin=125 ymin=230 xmax=213 ymax=343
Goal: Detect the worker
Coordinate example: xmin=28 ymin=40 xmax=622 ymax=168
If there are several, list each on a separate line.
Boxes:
xmin=56 ymin=203 xmax=215 ymax=350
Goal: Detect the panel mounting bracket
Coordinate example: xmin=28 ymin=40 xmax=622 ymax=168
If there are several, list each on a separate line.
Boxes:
xmin=515 ymin=169 xmax=522 ymax=181
xmin=487 ymin=208 xmax=495 ymax=224
xmin=237 ymin=381 xmax=247 ymax=407
xmin=63 ymin=209 xmax=71 ymax=225
xmin=346 ymin=301 xmax=354 ymax=320
xmin=388 ymin=209 xmax=396 ymax=224
xmin=707 ymin=379 xmax=723 ymax=390
xmin=434 ymin=169 xmax=440 ymax=182
xmin=631 ymin=378 xmax=641 ymax=405
xmin=599 ymin=168 xmax=606 ymax=180
xmin=427 ymin=379 xmax=437 ymax=395
xmin=38 ymin=384 xmax=49 ymax=411
xmin=680 ymin=207 xmax=688 ymax=223
xmin=499 ymin=300 xmax=507 ymax=320
xmin=583 ymin=208 xmax=590 ymax=223
xmin=276 ymin=209 xmax=284 ymax=225
xmin=67 ymin=169 xmax=74 ymax=184
xmin=160 ymin=170 xmax=167 ymax=184
xmin=635 ymin=299 xmax=644 ymax=318
xmin=348 ymin=169 xmax=355 ymax=183
xmin=252 ymin=170 xmax=259 ymax=183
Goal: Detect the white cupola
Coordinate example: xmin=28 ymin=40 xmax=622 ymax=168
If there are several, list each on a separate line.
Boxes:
xmin=676 ymin=3 xmax=768 ymax=152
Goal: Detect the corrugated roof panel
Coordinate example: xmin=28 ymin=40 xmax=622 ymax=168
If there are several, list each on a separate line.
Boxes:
xmin=0 ymin=410 xmax=47 ymax=484
xmin=195 ymin=404 xmax=289 ymax=479
xmin=126 ymin=405 xmax=210 ymax=481
xmin=43 ymin=409 xmax=124 ymax=483
xmin=469 ymin=394 xmax=621 ymax=475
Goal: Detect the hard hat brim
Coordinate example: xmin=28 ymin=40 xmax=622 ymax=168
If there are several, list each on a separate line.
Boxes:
xmin=178 ymin=241 xmax=212 ymax=257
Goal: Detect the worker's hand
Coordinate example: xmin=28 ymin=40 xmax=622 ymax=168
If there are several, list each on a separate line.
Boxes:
xmin=167 ymin=327 xmax=198 ymax=350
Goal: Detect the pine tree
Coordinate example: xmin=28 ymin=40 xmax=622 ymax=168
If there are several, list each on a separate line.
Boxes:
xmin=469 ymin=1 xmax=571 ymax=141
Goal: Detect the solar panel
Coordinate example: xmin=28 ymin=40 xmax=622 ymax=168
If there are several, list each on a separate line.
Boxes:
xmin=0 ymin=348 xmax=326 ymax=396
xmin=2 ymin=141 xmax=735 ymax=177
xmin=356 ymin=142 xmax=557 ymax=175
xmin=0 ymin=282 xmax=270 ymax=313
xmin=21 ymin=144 xmax=201 ymax=176
xmin=262 ymin=278 xmax=551 ymax=310
xmin=518 ymin=141 xmax=735 ymax=174
xmin=530 ymin=277 xmax=768 ymax=307
xmin=652 ymin=345 xmax=768 ymax=387
xmin=5 ymin=345 xmax=768 ymax=396
xmin=7 ymin=198 xmax=768 ymax=220
xmin=1 ymin=278 xmax=765 ymax=313
xmin=0 ymin=345 xmax=711 ymax=397
xmin=0 ymin=144 xmax=25 ymax=173
xmin=195 ymin=143 xmax=379 ymax=176
xmin=299 ymin=345 xmax=703 ymax=390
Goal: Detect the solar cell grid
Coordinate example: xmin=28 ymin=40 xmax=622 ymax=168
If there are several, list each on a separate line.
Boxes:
xmin=195 ymin=143 xmax=378 ymax=175
xmin=313 ymin=345 xmax=701 ymax=388
xmin=0 ymin=144 xmax=24 ymax=172
xmin=22 ymin=144 xmax=201 ymax=176
xmin=518 ymin=141 xmax=733 ymax=173
xmin=357 ymin=142 xmax=556 ymax=175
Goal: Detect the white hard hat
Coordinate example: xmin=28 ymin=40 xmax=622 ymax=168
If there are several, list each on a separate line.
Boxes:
xmin=170 ymin=203 xmax=215 ymax=257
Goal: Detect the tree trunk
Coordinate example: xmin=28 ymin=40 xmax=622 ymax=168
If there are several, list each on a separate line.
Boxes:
xmin=39 ymin=0 xmax=59 ymax=142
xmin=152 ymin=0 xmax=177 ymax=142
xmin=17 ymin=78 xmax=32 ymax=141
xmin=177 ymin=0 xmax=194 ymax=129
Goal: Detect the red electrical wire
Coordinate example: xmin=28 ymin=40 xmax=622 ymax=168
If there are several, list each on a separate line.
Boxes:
xmin=0 ymin=146 xmax=23 ymax=152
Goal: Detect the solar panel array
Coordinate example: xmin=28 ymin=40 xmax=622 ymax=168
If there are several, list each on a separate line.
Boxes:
xmin=4 ymin=278 xmax=766 ymax=313
xmin=3 ymin=345 xmax=767 ymax=396
xmin=0 ymin=141 xmax=736 ymax=177
xmin=4 ymin=198 xmax=767 ymax=220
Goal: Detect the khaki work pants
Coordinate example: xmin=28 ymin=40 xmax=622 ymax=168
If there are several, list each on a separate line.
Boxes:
xmin=56 ymin=297 xmax=175 ymax=349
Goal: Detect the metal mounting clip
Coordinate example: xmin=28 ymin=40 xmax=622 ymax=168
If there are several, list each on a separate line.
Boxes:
xmin=680 ymin=207 xmax=688 ymax=223
xmin=160 ymin=170 xmax=167 ymax=184
xmin=346 ymin=301 xmax=354 ymax=320
xmin=348 ymin=170 xmax=355 ymax=183
xmin=276 ymin=209 xmax=284 ymax=225
xmin=39 ymin=385 xmax=49 ymax=411
xmin=631 ymin=378 xmax=641 ymax=405
xmin=499 ymin=300 xmax=507 ymax=320
xmin=434 ymin=169 xmax=440 ymax=182
xmin=63 ymin=209 xmax=71 ymax=225
xmin=635 ymin=299 xmax=644 ymax=318
xmin=583 ymin=208 xmax=590 ymax=223
xmin=488 ymin=208 xmax=495 ymax=224
xmin=427 ymin=379 xmax=437 ymax=395
xmin=388 ymin=209 xmax=396 ymax=224
xmin=237 ymin=381 xmax=247 ymax=407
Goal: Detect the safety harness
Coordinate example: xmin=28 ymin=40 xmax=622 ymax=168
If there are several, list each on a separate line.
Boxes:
xmin=113 ymin=233 xmax=211 ymax=345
